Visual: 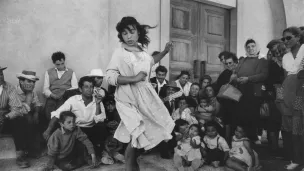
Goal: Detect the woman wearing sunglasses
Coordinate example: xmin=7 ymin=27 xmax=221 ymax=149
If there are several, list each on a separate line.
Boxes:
xmin=280 ymin=26 xmax=304 ymax=170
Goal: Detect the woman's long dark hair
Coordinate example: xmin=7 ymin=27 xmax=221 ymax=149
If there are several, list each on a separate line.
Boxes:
xmin=116 ymin=16 xmax=156 ymax=48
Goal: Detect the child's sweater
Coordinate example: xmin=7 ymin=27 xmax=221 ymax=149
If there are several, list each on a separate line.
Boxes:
xmin=48 ymin=127 xmax=95 ymax=159
xmin=196 ymin=105 xmax=214 ymax=121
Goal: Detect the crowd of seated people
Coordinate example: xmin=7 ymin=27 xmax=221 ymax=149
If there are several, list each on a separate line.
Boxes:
xmin=1 ymin=26 xmax=304 ymax=171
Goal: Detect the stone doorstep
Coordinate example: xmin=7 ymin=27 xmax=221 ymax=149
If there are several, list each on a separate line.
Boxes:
xmin=0 ymin=135 xmax=16 ymax=159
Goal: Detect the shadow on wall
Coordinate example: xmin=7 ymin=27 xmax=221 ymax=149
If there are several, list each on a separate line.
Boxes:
xmin=269 ymin=0 xmax=287 ymax=38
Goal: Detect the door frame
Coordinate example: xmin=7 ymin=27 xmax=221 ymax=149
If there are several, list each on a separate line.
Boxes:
xmin=160 ymin=0 xmax=237 ymax=80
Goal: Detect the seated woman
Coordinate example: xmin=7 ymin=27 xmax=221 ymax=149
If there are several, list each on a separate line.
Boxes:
xmin=204 ymin=85 xmax=221 ymax=117
xmin=199 ymin=75 xmax=212 ymax=98
xmin=175 ymin=71 xmax=192 ymax=96
xmin=187 ymin=83 xmax=200 ymax=106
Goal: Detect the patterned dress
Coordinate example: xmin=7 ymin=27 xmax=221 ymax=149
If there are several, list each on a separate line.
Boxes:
xmin=229 ymin=136 xmax=252 ymax=167
xmin=105 ymin=44 xmax=175 ymax=150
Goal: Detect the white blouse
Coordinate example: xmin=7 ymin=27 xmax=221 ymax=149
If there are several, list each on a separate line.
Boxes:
xmin=175 ymin=80 xmax=192 ymax=96
xmin=282 ymin=44 xmax=304 ymax=75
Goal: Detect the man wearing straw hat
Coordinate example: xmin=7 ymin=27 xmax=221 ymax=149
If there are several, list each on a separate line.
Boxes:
xmin=16 ymin=70 xmax=43 ymax=157
xmin=0 ymin=66 xmax=31 ymax=168
xmin=87 ymin=69 xmax=108 ymax=100
xmin=16 ymin=70 xmax=41 ymax=124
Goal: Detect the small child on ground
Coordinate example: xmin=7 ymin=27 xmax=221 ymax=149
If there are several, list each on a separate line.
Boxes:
xmin=174 ymin=124 xmax=202 ymax=171
xmin=101 ymin=95 xmax=125 ymax=165
xmin=195 ymin=97 xmax=214 ymax=130
xmin=42 ymin=111 xmax=97 ymax=171
xmin=201 ymin=121 xmax=230 ymax=168
xmin=226 ymin=125 xmax=261 ymax=171
xmin=172 ymin=96 xmax=198 ymax=125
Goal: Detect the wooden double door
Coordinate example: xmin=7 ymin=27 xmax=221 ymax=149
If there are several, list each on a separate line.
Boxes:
xmin=170 ymin=0 xmax=230 ymax=82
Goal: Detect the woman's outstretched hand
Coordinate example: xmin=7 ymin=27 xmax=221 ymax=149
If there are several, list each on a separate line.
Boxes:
xmin=135 ymin=71 xmax=147 ymax=82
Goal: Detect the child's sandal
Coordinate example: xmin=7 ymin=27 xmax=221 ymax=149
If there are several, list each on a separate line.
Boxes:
xmin=114 ymin=153 xmax=125 ymax=163
xmin=101 ymin=156 xmax=114 ymax=165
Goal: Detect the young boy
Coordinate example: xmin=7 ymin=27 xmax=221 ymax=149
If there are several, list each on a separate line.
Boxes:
xmin=42 ymin=111 xmax=97 ymax=171
xmin=101 ymin=95 xmax=125 ymax=164
xmin=43 ymin=52 xmax=78 ymax=120
xmin=172 ymin=96 xmax=198 ymax=125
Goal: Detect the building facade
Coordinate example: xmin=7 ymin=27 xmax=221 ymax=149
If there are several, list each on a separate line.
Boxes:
xmin=0 ymin=0 xmax=302 ymax=101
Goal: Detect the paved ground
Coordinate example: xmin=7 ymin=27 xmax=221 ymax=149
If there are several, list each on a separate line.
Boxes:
xmin=0 ymin=145 xmax=303 ymax=171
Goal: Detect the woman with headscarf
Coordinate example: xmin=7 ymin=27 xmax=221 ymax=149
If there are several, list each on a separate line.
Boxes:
xmin=245 ymin=38 xmax=266 ymax=59
xmin=280 ymin=26 xmax=304 ymax=170
xmin=231 ymin=38 xmax=269 ymax=143
xmin=175 ymin=71 xmax=192 ymax=96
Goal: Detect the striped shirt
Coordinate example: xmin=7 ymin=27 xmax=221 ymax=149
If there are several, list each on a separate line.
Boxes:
xmin=16 ymin=85 xmax=41 ymax=112
xmin=0 ymin=82 xmax=27 ymax=118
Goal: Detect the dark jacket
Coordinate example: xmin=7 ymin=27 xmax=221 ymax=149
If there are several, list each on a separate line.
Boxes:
xmin=150 ymin=77 xmax=168 ymax=99
xmin=164 ymin=101 xmax=175 ymax=116
xmin=236 ymin=57 xmax=269 ymax=97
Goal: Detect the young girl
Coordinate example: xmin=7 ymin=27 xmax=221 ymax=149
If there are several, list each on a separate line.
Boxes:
xmin=105 ymin=16 xmax=174 ymax=171
xmin=226 ymin=125 xmax=260 ymax=171
xmin=172 ymin=96 xmax=198 ymax=125
xmin=195 ymin=97 xmax=215 ymax=130
xmin=201 ymin=121 xmax=230 ymax=168
xmin=174 ymin=124 xmax=202 ymax=171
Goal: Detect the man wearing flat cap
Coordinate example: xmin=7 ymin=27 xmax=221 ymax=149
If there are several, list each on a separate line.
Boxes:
xmin=0 ymin=67 xmax=31 ymax=168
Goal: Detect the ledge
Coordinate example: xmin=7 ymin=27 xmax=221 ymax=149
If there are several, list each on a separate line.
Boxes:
xmin=190 ymin=0 xmax=236 ymax=9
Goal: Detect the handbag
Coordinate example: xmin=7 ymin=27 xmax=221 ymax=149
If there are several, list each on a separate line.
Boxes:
xmin=217 ymin=83 xmax=242 ymax=102
xmin=260 ymin=102 xmax=270 ymax=118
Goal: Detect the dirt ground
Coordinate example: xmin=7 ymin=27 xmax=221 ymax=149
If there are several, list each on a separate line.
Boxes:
xmin=0 ymin=144 xmax=303 ymax=171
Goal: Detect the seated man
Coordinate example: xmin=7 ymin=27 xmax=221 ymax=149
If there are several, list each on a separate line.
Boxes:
xmin=43 ymin=76 xmax=107 ymax=154
xmin=43 ymin=51 xmax=78 ymax=120
xmin=0 ymin=66 xmax=30 ymax=168
xmin=150 ymin=65 xmax=168 ymax=99
xmin=87 ymin=69 xmax=108 ymax=99
xmin=162 ymin=82 xmax=182 ymax=115
xmin=16 ymin=70 xmax=42 ymax=156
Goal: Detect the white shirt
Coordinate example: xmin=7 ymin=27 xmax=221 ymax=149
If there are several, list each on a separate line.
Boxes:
xmin=157 ymin=79 xmax=167 ymax=95
xmin=43 ymin=68 xmax=78 ymax=97
xmin=175 ymin=80 xmax=192 ymax=96
xmin=282 ymin=45 xmax=304 ymax=75
xmin=202 ymin=135 xmax=230 ymax=152
xmin=51 ymin=95 xmax=106 ymax=128
xmin=0 ymin=85 xmax=3 ymax=96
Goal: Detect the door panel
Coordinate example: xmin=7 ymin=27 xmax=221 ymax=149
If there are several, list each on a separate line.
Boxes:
xmin=199 ymin=5 xmax=230 ymax=81
xmin=170 ymin=0 xmax=230 ymax=82
xmin=170 ymin=0 xmax=198 ymax=81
